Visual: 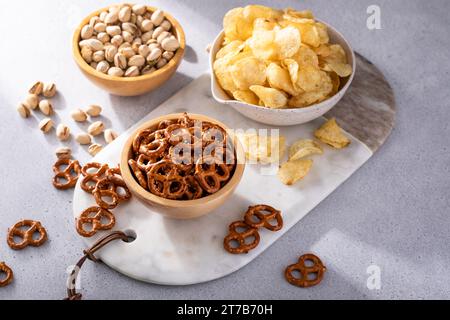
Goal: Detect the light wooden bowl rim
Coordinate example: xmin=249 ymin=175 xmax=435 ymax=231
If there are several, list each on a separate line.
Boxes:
xmin=120 ymin=113 xmax=246 ymax=208
xmin=72 ymin=4 xmax=186 ymax=83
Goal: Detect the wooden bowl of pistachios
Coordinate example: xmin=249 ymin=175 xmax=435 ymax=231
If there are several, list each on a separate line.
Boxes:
xmin=72 ymin=4 xmax=185 ymax=96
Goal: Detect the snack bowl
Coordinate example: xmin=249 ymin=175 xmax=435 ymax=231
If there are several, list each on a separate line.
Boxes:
xmin=72 ymin=4 xmax=185 ymax=96
xmin=120 ymin=113 xmax=246 ymax=219
xmin=209 ymin=20 xmax=355 ymax=126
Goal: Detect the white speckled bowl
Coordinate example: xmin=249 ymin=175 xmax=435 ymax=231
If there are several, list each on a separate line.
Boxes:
xmin=209 ymin=21 xmax=356 ymax=126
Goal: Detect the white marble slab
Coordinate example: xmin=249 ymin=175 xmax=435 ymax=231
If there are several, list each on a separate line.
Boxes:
xmin=72 ymin=74 xmax=372 ymax=285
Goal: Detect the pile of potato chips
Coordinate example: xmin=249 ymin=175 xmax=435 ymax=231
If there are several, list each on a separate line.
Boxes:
xmin=213 ymin=5 xmax=352 ymax=108
xmin=237 ymin=118 xmax=351 ymax=185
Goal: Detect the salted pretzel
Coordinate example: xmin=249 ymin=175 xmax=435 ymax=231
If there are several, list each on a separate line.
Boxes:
xmin=194 ymin=156 xmax=231 ymax=194
xmin=285 ymin=254 xmax=327 ymax=288
xmin=52 ymin=158 xmax=81 ymax=190
xmin=158 ymin=119 xmax=176 ymax=130
xmin=0 ymin=262 xmax=13 ymax=287
xmin=76 ymin=206 xmax=116 ymax=238
xmin=128 ymin=113 xmax=237 ymax=200
xmin=93 ymin=174 xmax=131 ymax=209
xmin=244 ymin=205 xmax=283 ymax=231
xmin=223 ymin=221 xmax=260 ymax=254
xmin=80 ymin=162 xmax=109 ymax=193
xmin=183 ymin=176 xmax=203 ymax=200
xmin=7 ymin=220 xmax=48 ymax=250
xmin=129 ymin=159 xmax=148 ymax=189
xmin=147 ymin=160 xmax=186 ymax=199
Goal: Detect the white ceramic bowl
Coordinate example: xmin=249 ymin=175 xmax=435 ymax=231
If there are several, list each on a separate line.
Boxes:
xmin=209 ymin=20 xmax=356 ymax=126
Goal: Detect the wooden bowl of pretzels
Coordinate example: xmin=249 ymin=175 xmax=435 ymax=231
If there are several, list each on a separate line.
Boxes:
xmin=120 ymin=112 xmax=246 ymax=219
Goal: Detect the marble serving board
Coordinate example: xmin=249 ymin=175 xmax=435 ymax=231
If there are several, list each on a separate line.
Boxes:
xmin=73 ymin=54 xmax=395 ymax=285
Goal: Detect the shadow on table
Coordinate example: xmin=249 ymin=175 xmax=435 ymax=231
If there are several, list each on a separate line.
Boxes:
xmin=107 ymin=71 xmax=194 ymax=129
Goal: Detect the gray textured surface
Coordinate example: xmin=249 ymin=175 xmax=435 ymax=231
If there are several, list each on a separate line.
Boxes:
xmin=0 ymin=0 xmax=449 ymax=300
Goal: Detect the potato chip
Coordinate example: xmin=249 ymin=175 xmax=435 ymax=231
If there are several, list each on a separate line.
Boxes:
xmin=249 ymin=85 xmax=288 ymax=108
xmin=247 ymin=29 xmax=277 ymax=60
xmin=314 ymin=44 xmax=332 ymax=57
xmin=258 ymin=135 xmax=286 ymax=164
xmin=243 ymin=5 xmax=282 ymax=21
xmin=289 ymin=139 xmax=323 ymax=160
xmin=314 ymin=118 xmax=351 ymax=149
xmin=316 ymin=22 xmax=329 ymax=44
xmin=233 ymin=90 xmax=259 ymax=105
xmin=329 ymin=72 xmax=340 ymax=95
xmin=266 ymin=63 xmax=299 ymax=96
xmin=274 ymin=26 xmax=301 ymax=59
xmin=215 ymin=6 xmax=352 ymax=108
xmin=223 ymin=7 xmax=253 ymax=42
xmin=297 ymin=63 xmax=322 ymax=92
xmin=230 ymin=57 xmax=266 ymax=90
xmin=237 ymin=133 xmax=286 ymax=163
xmin=253 ymin=18 xmax=277 ymax=32
xmin=293 ymin=45 xmax=319 ymax=67
xmin=283 ymin=8 xmax=314 ymax=20
xmin=215 ymin=40 xmax=244 ymax=59
xmin=278 ymin=159 xmax=313 ymax=185
xmin=288 ymin=71 xmax=332 ymax=107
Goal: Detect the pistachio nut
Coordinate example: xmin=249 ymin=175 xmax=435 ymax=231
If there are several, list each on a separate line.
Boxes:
xmin=94 ymin=22 xmax=107 ymax=33
xmin=119 ymin=6 xmax=132 ymax=22
xmin=96 ymin=61 xmax=110 ymax=73
xmin=141 ymin=31 xmax=153 ymax=43
xmin=125 ymin=66 xmax=140 ymax=77
xmin=111 ymin=35 xmax=124 ymax=47
xmin=152 ymin=26 xmax=164 ymax=39
xmin=132 ymin=4 xmax=146 ymax=15
xmin=106 ymin=25 xmax=121 ymax=36
xmin=114 ymin=53 xmax=127 ymax=69
xmin=75 ymin=132 xmax=92 ymax=145
xmin=79 ymin=38 xmax=104 ymax=51
xmin=104 ymin=129 xmax=118 ymax=144
xmin=105 ymin=12 xmax=119 ymax=24
xmin=122 ymin=30 xmax=134 ymax=43
xmin=56 ymin=124 xmax=71 ymax=141
xmin=86 ymin=104 xmax=102 ymax=117
xmin=55 ymin=146 xmax=72 ymax=159
xmin=105 ymin=46 xmax=118 ymax=62
xmin=108 ymin=67 xmax=124 ymax=77
xmin=71 ymin=108 xmax=88 ymax=122
xmin=161 ymin=36 xmax=180 ymax=52
xmin=28 ymin=81 xmax=44 ymax=95
xmin=39 ymin=118 xmax=54 ymax=133
xmin=88 ymin=121 xmax=105 ymax=136
xmin=81 ymin=25 xmax=94 ymax=40
xmin=93 ymin=50 xmax=105 ymax=62
xmin=147 ymin=48 xmax=162 ymax=63
xmin=25 ymin=94 xmax=39 ymax=110
xmin=81 ymin=46 xmax=93 ymax=63
xmin=151 ymin=9 xmax=165 ymax=26
xmin=157 ymin=31 xmax=170 ymax=44
xmin=138 ymin=44 xmax=150 ymax=57
xmin=128 ymin=55 xmax=146 ymax=67
xmin=160 ymin=19 xmax=172 ymax=31
xmin=88 ymin=143 xmax=103 ymax=156
xmin=141 ymin=19 xmax=153 ymax=32
xmin=39 ymin=99 xmax=53 ymax=115
xmin=156 ymin=58 xmax=168 ymax=69
xmin=17 ymin=103 xmax=31 ymax=118
xmin=43 ymin=83 xmax=57 ymax=98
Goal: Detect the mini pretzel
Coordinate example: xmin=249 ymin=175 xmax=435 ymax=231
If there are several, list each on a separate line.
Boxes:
xmin=93 ymin=175 xmax=131 ymax=209
xmin=224 ymin=221 xmax=260 ymax=254
xmin=183 ymin=176 xmax=203 ymax=200
xmin=194 ymin=156 xmax=231 ymax=194
xmin=7 ymin=220 xmax=48 ymax=250
xmin=244 ymin=205 xmax=283 ymax=231
xmin=285 ymin=254 xmax=327 ymax=288
xmin=147 ymin=160 xmax=186 ymax=199
xmin=129 ymin=159 xmax=148 ymax=189
xmin=52 ymin=158 xmax=81 ymax=190
xmin=158 ymin=119 xmax=176 ymax=130
xmin=80 ymin=162 xmax=109 ymax=193
xmin=76 ymin=206 xmax=116 ymax=238
xmin=177 ymin=112 xmax=194 ymax=127
xmin=0 ymin=262 xmax=13 ymax=287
